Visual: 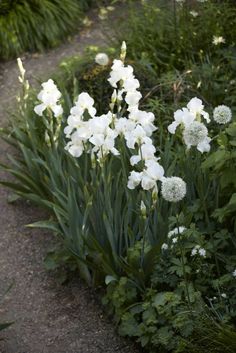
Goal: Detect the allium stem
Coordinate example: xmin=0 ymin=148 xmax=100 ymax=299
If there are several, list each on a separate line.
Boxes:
xmin=176 ymin=214 xmax=193 ymax=316
xmin=198 ymin=164 xmax=221 ymax=278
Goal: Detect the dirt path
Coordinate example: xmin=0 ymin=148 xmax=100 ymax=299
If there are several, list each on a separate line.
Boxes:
xmin=0 ymin=7 xmax=139 ymax=353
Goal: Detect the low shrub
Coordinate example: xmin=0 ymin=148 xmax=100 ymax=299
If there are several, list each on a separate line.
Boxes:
xmin=52 ymin=47 xmax=156 ymax=115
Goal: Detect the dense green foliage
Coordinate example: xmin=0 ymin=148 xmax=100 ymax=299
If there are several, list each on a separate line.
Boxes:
xmin=0 ymin=0 xmax=235 ymax=352
xmin=114 ymin=0 xmax=236 ymax=106
xmin=0 ymin=0 xmax=97 ymax=60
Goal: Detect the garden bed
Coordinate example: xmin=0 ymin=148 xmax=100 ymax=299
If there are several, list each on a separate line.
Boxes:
xmin=0 ymin=1 xmax=236 ymax=352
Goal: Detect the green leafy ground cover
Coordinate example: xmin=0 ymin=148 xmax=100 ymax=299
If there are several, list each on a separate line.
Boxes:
xmin=0 ymin=0 xmax=236 ymax=351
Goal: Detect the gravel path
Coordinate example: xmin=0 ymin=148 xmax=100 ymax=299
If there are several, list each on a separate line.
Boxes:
xmin=0 ymin=7 xmax=139 ymax=353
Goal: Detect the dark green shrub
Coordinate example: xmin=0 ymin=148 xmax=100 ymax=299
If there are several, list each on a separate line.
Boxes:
xmin=55 ymin=49 xmax=157 ymax=114
xmin=113 ymin=0 xmax=236 ymax=106
xmin=0 ymin=0 xmax=94 ymax=60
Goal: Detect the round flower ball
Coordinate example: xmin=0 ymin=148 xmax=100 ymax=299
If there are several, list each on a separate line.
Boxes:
xmin=95 ymin=53 xmax=109 ymax=66
xmin=183 ymin=121 xmax=208 ymax=146
xmin=213 ymin=105 xmax=232 ymax=124
xmin=161 ymin=177 xmax=186 ymax=203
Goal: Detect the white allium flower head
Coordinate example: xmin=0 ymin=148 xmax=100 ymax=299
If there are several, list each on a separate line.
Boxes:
xmin=161 ymin=243 xmax=168 ymax=251
xmin=183 ymin=121 xmax=209 ymax=149
xmin=95 ymin=53 xmax=109 ymax=66
xmin=161 ymin=177 xmax=186 ymax=203
xmin=213 ymin=105 xmax=232 ymax=124
xmin=232 ymin=269 xmax=236 ymax=278
xmin=221 ymin=293 xmax=227 ymax=298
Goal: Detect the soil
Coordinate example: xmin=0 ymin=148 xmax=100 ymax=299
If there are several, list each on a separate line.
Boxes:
xmin=0 ymin=5 xmax=140 ymax=353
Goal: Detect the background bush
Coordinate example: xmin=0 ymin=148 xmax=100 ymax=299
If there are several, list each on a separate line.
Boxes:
xmin=113 ymin=0 xmax=236 ymax=107
xmin=0 ymin=0 xmax=97 ymax=60
xmin=54 ymin=48 xmax=156 ymax=114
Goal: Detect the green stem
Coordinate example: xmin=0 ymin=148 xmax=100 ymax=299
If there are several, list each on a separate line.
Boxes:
xmin=199 ymin=164 xmax=221 ymax=278
xmin=176 ymin=215 xmax=193 ymax=316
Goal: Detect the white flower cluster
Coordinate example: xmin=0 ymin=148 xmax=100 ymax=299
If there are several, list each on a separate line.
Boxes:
xmin=62 ymin=44 xmax=164 ymax=191
xmin=232 ymin=269 xmax=236 ymax=278
xmin=63 ymin=43 xmax=186 ymax=195
xmin=161 ymin=243 xmax=168 ymax=251
xmin=213 ymin=105 xmax=232 ymax=125
xmin=168 ymin=97 xmax=211 ymax=153
xmin=190 ymin=10 xmax=198 ymax=18
xmin=168 ymin=226 xmax=186 ymax=239
xmin=64 ymin=92 xmax=119 ymax=159
xmin=34 ymin=79 xmax=63 ymax=117
xmin=191 ymin=245 xmax=206 ymax=257
xmin=168 ymin=226 xmax=186 ymax=244
xmin=212 ymin=36 xmax=225 ymax=45
xmin=109 ymin=57 xmax=166 ymax=191
xmin=162 ymin=226 xmax=186 ymax=251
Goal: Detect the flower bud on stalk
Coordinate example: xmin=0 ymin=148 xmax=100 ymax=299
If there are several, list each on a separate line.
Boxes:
xmin=17 ymin=58 xmax=25 ymax=82
xmin=151 ymin=184 xmax=158 ymax=209
xmin=120 ymin=41 xmax=127 ymax=62
xmin=110 ymin=90 xmax=117 ymax=111
xmin=17 ymin=57 xmax=30 ymax=113
xmin=140 ymin=200 xmax=147 ymax=220
xmin=111 ymin=90 xmax=117 ymax=103
xmin=45 ymin=130 xmax=51 ymax=147
xmin=91 ymin=151 xmax=96 ymax=169
xmin=54 ymin=115 xmax=62 ymax=146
